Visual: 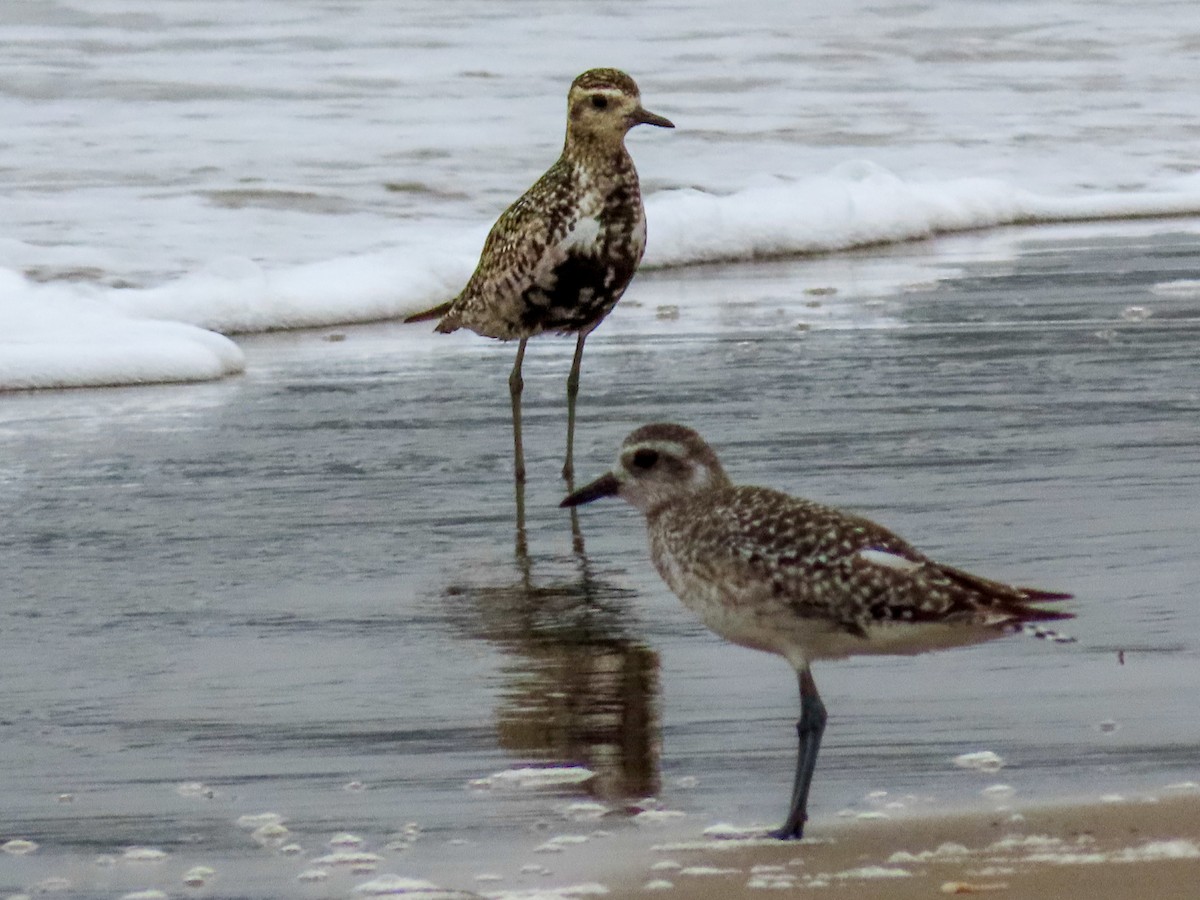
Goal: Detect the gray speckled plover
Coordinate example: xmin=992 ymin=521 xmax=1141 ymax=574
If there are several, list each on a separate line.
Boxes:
xmin=406 ymin=69 xmax=673 ymax=483
xmin=562 ymin=423 xmax=1074 ymax=839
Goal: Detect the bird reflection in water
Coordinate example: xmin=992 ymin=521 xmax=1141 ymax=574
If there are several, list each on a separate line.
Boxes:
xmin=446 ymin=506 xmax=660 ymax=801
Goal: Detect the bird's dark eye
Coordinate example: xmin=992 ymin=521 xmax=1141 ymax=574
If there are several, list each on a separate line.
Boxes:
xmin=590 ymin=94 xmax=608 ymax=110
xmin=631 ymin=448 xmax=659 ymax=470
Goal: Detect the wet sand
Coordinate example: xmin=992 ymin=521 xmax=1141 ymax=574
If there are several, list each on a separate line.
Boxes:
xmin=3 ymin=222 xmax=1199 ymax=898
xmin=603 ymin=791 xmax=1200 ymax=899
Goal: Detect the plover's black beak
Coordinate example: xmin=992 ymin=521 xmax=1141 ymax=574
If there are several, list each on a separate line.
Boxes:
xmin=560 ymin=472 xmax=621 ymax=508
xmin=630 ymin=106 xmax=674 ymax=129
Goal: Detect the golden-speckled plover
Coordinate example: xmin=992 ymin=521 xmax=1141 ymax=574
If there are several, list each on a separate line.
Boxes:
xmin=562 ymin=423 xmax=1074 ymax=839
xmin=406 ymin=69 xmax=673 ymax=483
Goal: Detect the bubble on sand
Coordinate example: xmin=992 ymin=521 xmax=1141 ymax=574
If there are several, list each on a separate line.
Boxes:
xmin=330 ymin=833 xmax=366 ymax=848
xmin=673 ymin=776 xmax=698 ymax=790
xmin=519 ymin=864 xmax=552 ymax=876
xmin=981 ymin=784 xmax=1015 ymax=800
xmin=475 ymin=874 xmax=503 ymax=883
xmin=952 ymin=751 xmax=1004 ymax=772
xmin=889 ymin=842 xmax=971 ymax=864
xmin=855 ymin=811 xmax=890 ymax=821
xmin=534 ymin=834 xmax=591 ymax=854
xmin=298 ymin=868 xmax=329 ymax=883
xmin=121 ymin=890 xmax=168 ymax=900
xmin=1100 ymin=794 xmax=1126 ymax=803
xmin=1152 ymin=279 xmax=1200 ymax=297
xmin=989 ymin=834 xmax=1064 ymax=851
xmin=702 ymin=824 xmax=769 ymax=841
xmin=280 ymin=843 xmax=304 ymax=856
xmin=312 ymin=851 xmax=384 ymax=867
xmin=182 ymin=865 xmax=215 ymax=887
xmin=679 ymin=865 xmax=740 ymax=876
xmin=236 ymin=812 xmax=284 ymax=829
xmin=56 ymin=793 xmax=75 ymax=803
xmin=122 ymin=847 xmax=168 ymax=862
xmin=634 ymin=809 xmax=686 ymax=826
xmin=1165 ymin=781 xmax=1200 ymax=792
xmin=834 ymin=866 xmax=911 ymax=880
xmin=2 ymin=839 xmax=38 ymax=855
xmin=747 ymin=871 xmax=796 ymax=889
xmin=655 ymin=305 xmax=680 ymax=321
xmin=865 ymin=790 xmax=888 ymax=800
xmin=559 ymin=801 xmax=609 ymax=822
xmin=345 ymin=781 xmax=367 ymax=792
xmin=351 ymin=874 xmax=452 ymax=896
xmin=643 ymin=880 xmax=674 ymax=891
xmin=650 ymin=861 xmax=682 ymax=871
xmin=1119 ymin=305 xmax=1152 ymax=321
xmin=484 ymin=884 xmax=608 ymax=898
xmin=252 ymin=822 xmax=290 ymax=844
xmin=176 ymin=782 xmax=214 ymax=799
xmin=1112 ymin=840 xmax=1200 ymax=862
xmin=470 ymin=766 xmax=595 ymax=791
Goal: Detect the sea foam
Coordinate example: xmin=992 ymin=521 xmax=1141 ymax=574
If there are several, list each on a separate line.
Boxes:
xmin=6 ymin=163 xmax=1200 ymax=391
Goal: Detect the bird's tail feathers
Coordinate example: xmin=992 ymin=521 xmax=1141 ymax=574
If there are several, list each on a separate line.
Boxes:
xmin=1015 ymin=585 xmax=1073 ymax=602
xmin=404 ymin=300 xmax=453 ymax=325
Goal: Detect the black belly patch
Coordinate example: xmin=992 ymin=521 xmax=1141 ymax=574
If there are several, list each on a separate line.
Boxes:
xmin=520 ymin=252 xmax=635 ymax=332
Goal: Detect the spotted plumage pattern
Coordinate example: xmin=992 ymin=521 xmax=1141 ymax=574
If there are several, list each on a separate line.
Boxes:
xmin=562 ymin=422 xmax=1075 ymax=839
xmin=410 ymin=68 xmax=671 ymax=340
xmin=567 ymin=422 xmax=1073 ymax=665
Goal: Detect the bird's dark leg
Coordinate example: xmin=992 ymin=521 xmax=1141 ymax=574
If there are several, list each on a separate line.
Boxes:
xmin=770 ymin=666 xmax=826 ymax=840
xmin=562 ymin=330 xmax=589 ymax=482
xmin=509 ymin=338 xmax=528 ymax=484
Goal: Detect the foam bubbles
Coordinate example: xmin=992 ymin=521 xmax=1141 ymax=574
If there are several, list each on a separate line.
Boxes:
xmin=469 ymin=766 xmax=595 ymax=791
xmin=1 ymin=839 xmax=38 ymax=855
xmin=952 ymin=751 xmax=1005 ymax=772
xmin=121 ymin=847 xmax=168 ymax=862
xmin=182 ymin=865 xmax=215 ymax=887
xmin=236 ymin=812 xmax=284 ymax=829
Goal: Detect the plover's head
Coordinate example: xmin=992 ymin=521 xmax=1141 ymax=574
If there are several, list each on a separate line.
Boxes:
xmin=562 ymin=423 xmax=729 ymax=515
xmin=565 ymin=68 xmax=674 ymax=148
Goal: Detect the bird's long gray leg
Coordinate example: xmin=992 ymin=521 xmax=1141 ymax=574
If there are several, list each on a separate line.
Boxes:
xmin=562 ymin=329 xmax=589 ymax=483
xmin=770 ymin=666 xmax=827 ymax=840
xmin=509 ymin=338 xmax=528 ymax=484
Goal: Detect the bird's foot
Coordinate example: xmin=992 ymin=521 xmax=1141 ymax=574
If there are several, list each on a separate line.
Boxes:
xmin=767 ymin=819 xmax=806 ymax=841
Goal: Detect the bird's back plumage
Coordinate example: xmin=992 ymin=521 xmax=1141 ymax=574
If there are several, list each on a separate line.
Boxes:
xmin=565 ymin=423 xmax=1074 ymax=666
xmin=435 ymin=154 xmax=645 ymax=339
xmin=648 ymin=484 xmax=1071 ymax=662
xmin=406 ymin=68 xmax=669 ymax=341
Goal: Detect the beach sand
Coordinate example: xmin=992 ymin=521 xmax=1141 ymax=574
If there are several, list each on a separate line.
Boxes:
xmin=602 ymin=792 xmax=1200 ymax=900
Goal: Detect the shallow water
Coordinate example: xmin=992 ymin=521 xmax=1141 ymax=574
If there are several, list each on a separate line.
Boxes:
xmin=3 ymin=224 xmax=1199 ymax=895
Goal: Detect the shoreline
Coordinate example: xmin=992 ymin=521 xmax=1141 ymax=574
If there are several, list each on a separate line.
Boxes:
xmin=597 ymin=790 xmax=1200 ymax=899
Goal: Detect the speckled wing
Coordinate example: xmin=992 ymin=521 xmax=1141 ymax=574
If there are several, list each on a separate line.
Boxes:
xmin=439 ymin=159 xmax=612 ymax=340
xmin=663 ymin=486 xmax=1067 ymax=637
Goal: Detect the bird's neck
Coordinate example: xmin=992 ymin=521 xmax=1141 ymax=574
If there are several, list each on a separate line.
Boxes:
xmin=562 ymin=131 xmax=636 ymax=179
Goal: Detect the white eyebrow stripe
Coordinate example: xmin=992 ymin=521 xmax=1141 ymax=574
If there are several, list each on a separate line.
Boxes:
xmin=619 ymin=439 xmax=688 ymax=463
xmin=858 ymin=548 xmax=922 ymax=573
